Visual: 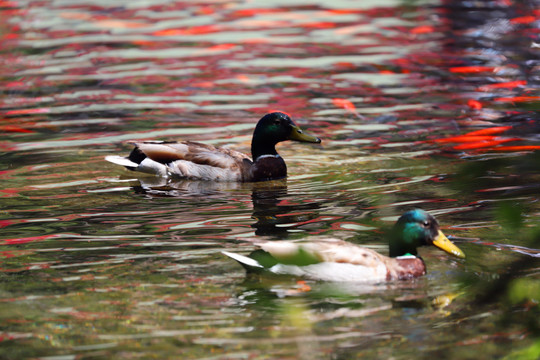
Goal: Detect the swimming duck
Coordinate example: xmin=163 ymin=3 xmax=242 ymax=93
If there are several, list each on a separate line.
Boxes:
xmin=223 ymin=209 xmax=465 ymax=282
xmin=105 ymin=112 xmax=321 ymax=182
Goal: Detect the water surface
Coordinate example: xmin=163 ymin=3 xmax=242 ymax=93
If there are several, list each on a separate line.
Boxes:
xmin=1 ymin=0 xmax=539 ymax=359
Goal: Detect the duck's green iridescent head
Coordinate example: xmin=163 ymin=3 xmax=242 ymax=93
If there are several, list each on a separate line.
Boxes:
xmin=389 ymin=209 xmax=465 ymax=258
xmin=251 ymin=112 xmax=321 ymax=160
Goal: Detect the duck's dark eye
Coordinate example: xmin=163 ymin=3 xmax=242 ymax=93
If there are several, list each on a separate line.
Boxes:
xmin=274 ymin=119 xmax=281 ymax=125
xmin=423 ymin=220 xmax=430 ymax=227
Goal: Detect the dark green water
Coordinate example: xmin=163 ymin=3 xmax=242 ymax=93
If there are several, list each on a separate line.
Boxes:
xmin=0 ymin=0 xmax=539 ymax=359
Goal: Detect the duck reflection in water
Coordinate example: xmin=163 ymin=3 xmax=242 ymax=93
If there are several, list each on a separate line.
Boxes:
xmin=130 ymin=177 xmax=321 ymax=236
xmin=251 ymin=180 xmax=321 ymax=237
xmin=129 ymin=176 xmax=249 ymax=197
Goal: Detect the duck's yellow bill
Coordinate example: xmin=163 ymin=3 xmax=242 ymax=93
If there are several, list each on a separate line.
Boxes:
xmin=432 ymin=230 xmax=465 ymax=258
xmin=290 ymin=126 xmax=321 ymax=144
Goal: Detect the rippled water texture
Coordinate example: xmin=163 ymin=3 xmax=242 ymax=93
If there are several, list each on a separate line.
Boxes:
xmin=1 ymin=0 xmax=539 ymax=359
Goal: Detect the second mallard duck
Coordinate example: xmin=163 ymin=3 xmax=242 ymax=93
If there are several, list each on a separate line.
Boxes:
xmin=223 ymin=209 xmax=465 ymax=282
xmin=105 ymin=112 xmax=321 ymax=182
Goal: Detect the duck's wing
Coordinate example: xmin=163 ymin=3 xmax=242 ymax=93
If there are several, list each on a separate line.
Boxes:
xmin=106 ymin=141 xmax=253 ymax=181
xmin=259 ymin=239 xmax=388 ymax=266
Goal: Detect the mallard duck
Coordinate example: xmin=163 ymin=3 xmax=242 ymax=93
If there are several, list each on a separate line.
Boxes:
xmin=223 ymin=209 xmax=465 ymax=282
xmin=105 ymin=112 xmax=321 ymax=182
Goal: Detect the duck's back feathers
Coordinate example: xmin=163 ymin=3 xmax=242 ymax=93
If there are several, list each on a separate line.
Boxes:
xmin=258 ymin=239 xmax=383 ymax=266
xmin=106 ymin=141 xmax=253 ymax=181
xmin=134 ymin=141 xmax=248 ymax=168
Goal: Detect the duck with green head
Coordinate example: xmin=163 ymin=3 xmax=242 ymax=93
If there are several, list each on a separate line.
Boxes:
xmin=105 ymin=112 xmax=321 ymax=182
xmin=223 ymin=209 xmax=465 ymax=282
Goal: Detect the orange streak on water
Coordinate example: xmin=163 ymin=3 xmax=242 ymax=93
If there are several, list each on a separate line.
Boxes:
xmin=205 ymin=44 xmax=236 ymax=52
xmin=94 ymin=20 xmax=148 ymax=29
xmin=477 ymin=80 xmax=526 ymax=91
xmin=410 ymin=25 xmax=434 ymax=34
xmin=0 ymin=1 xmax=17 ymax=7
xmin=302 ymin=22 xmax=336 ymax=29
xmin=467 ymin=99 xmax=483 ymax=109
xmin=510 ymin=15 xmax=537 ymax=24
xmin=435 ymin=135 xmax=498 ymax=143
xmin=0 ymin=125 xmax=34 ymax=133
xmin=494 ymin=96 xmax=540 ymax=103
xmin=152 ymin=25 xmax=221 ymax=36
xmin=449 ymin=66 xmax=494 ymax=73
xmin=452 ymin=138 xmax=520 ymax=150
xmin=232 ymin=9 xmax=283 ymax=17
xmin=463 ymin=126 xmax=513 ymax=136
xmin=434 ymin=126 xmax=513 ymax=144
xmin=4 ymin=108 xmax=50 ymax=115
xmin=332 ymin=98 xmax=356 ymax=112
xmin=0 ymin=234 xmax=64 ymax=246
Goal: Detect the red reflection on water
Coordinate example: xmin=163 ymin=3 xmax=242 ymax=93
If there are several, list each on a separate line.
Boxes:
xmin=268 ymin=109 xmax=291 ymax=117
xmin=435 ymin=135 xmax=502 ymax=143
xmin=4 ymin=108 xmax=49 ymax=116
xmin=510 ymin=15 xmax=537 ymax=24
xmin=432 ymin=125 xmax=530 ymax=152
xmin=0 ymin=188 xmax=22 ymax=197
xmin=0 ymin=220 xmax=20 ymax=228
xmin=154 ymin=25 xmax=221 ymax=36
xmin=465 ymin=127 xmax=514 ymax=136
xmin=0 ymin=251 xmax=16 ymax=258
xmin=0 ymin=1 xmax=18 ymax=8
xmin=477 ymin=80 xmax=526 ymax=91
xmin=5 ymin=81 xmax=25 ymax=87
xmin=467 ymin=99 xmax=482 ymax=110
xmin=0 ymin=234 xmax=63 ymax=245
xmin=494 ymin=96 xmax=540 ymax=103
xmin=303 ymin=22 xmax=337 ymax=29
xmin=332 ymin=98 xmax=365 ymax=120
xmin=452 ymin=138 xmax=520 ymax=150
xmin=449 ymin=66 xmax=494 ymax=73
xmin=231 ymin=8 xmax=284 ymax=17
xmin=410 ymin=25 xmax=434 ymax=34
xmin=0 ymin=125 xmax=34 ymax=133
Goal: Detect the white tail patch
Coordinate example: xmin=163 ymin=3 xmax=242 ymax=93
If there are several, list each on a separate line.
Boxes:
xmin=222 ymin=251 xmax=263 ymax=269
xmin=105 ymin=155 xmax=138 ymax=168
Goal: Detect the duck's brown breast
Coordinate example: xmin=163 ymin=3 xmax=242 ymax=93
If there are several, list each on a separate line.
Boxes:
xmin=386 ymin=257 xmax=426 ymax=280
xmin=248 ymin=155 xmax=287 ymax=182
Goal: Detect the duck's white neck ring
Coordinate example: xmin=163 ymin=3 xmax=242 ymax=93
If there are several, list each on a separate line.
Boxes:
xmin=255 ymin=154 xmax=281 ymax=161
xmin=396 ymin=254 xmax=417 ymax=260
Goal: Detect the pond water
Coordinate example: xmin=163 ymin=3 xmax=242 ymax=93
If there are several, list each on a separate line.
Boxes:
xmin=1 ymin=0 xmax=539 ymax=359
